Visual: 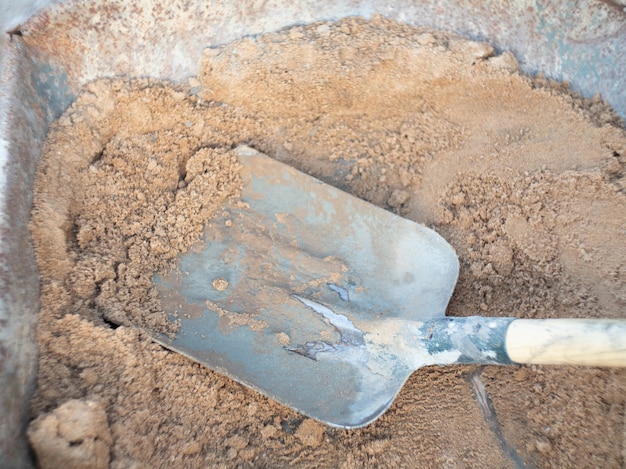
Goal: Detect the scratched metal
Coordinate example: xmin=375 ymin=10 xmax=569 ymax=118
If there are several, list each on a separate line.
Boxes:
xmin=154 ymin=146 xmax=459 ymax=427
xmin=153 ymin=149 xmax=551 ymax=427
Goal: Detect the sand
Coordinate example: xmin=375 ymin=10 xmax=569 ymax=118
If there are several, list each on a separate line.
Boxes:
xmin=28 ymin=16 xmax=625 ymax=468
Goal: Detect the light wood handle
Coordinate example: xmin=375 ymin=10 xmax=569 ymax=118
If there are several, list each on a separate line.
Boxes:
xmin=505 ymin=319 xmax=626 ymax=367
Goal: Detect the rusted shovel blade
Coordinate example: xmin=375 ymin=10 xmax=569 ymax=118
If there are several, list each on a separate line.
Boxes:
xmin=153 ymin=146 xmax=459 ymax=428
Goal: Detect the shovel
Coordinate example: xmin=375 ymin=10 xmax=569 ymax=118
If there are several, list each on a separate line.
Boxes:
xmin=153 ymin=146 xmax=626 ymax=429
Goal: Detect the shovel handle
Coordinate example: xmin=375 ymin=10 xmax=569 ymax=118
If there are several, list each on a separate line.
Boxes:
xmin=504 ymin=318 xmax=626 ymax=367
xmin=421 ymin=317 xmax=626 ymax=368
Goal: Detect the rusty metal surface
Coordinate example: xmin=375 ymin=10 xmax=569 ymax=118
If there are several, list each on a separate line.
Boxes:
xmin=0 ymin=0 xmax=624 ymax=465
xmin=19 ymin=0 xmax=626 ymax=120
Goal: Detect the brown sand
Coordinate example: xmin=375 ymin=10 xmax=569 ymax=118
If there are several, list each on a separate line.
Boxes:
xmin=29 ymin=17 xmax=625 ymax=468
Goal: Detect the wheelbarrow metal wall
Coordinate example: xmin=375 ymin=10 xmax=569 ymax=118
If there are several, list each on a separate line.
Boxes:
xmin=0 ymin=0 xmax=624 ymax=466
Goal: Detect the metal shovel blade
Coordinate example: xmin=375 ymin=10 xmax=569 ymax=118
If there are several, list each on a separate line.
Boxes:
xmin=154 ymin=146 xmax=459 ymax=428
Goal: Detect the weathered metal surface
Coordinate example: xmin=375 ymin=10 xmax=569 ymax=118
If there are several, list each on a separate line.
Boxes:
xmin=0 ymin=41 xmax=50 ymax=469
xmin=154 ymin=147 xmax=458 ymax=428
xmin=0 ymin=0 xmax=61 ymax=35
xmin=18 ymin=0 xmax=626 ymax=120
xmin=152 ymin=150 xmax=530 ymax=427
xmin=0 ymin=0 xmax=624 ymax=465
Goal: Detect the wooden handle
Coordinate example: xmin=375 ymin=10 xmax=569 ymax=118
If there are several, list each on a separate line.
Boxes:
xmin=505 ymin=319 xmax=626 ymax=367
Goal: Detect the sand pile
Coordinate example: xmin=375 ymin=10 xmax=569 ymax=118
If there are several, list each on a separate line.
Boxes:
xmin=29 ymin=17 xmax=625 ymax=468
